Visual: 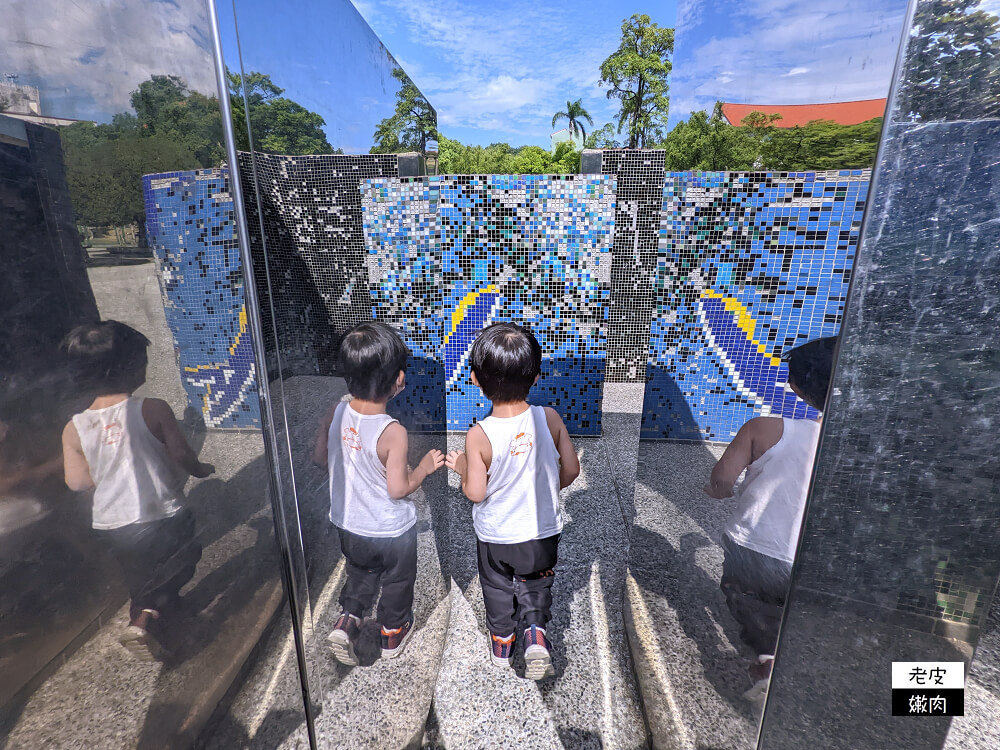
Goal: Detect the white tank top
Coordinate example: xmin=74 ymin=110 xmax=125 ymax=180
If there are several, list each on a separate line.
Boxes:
xmin=724 ymin=418 xmax=822 ymax=563
xmin=473 ymin=405 xmax=563 ymax=544
xmin=328 ymin=401 xmax=416 ymax=537
xmin=71 ymin=397 xmax=185 ymax=530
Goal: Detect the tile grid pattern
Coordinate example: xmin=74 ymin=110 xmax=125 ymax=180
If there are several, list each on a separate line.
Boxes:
xmin=143 ymin=169 xmax=260 ymax=429
xmin=237 ymin=152 xmax=400 ymax=377
xmin=361 ymin=174 xmax=616 ymax=436
xmin=641 ymin=169 xmax=870 ymax=441
xmin=600 ymin=150 xmax=666 ymax=383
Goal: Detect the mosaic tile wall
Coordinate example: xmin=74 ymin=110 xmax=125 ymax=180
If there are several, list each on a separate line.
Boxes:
xmin=598 ymin=150 xmax=666 ymax=383
xmin=361 ymin=174 xmax=616 ymax=436
xmin=641 ymin=169 xmax=870 ymax=441
xmin=144 ymin=169 xmax=261 ymax=429
xmin=237 ymin=152 xmax=399 ymax=376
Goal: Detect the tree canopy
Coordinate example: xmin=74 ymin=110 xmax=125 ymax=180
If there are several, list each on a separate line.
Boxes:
xmin=371 ymin=67 xmax=438 ymax=154
xmin=599 ymin=14 xmax=673 ymax=148
xmin=552 ymin=99 xmax=593 ymax=142
xmin=898 ymin=0 xmax=1000 ymax=120
xmin=228 ymin=71 xmax=335 ymax=154
xmin=438 ymin=137 xmax=580 ymax=175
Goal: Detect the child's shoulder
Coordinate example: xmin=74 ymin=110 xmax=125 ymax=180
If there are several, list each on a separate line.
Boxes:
xmin=740 ymin=416 xmax=784 ymax=457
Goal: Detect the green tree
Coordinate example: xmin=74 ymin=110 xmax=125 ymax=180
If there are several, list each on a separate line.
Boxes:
xmin=765 ymin=118 xmax=882 ymax=170
xmin=661 ymin=103 xmax=757 ymax=170
xmin=585 ymin=122 xmax=623 ymax=149
xmin=599 ymin=14 xmax=673 ymax=148
xmin=898 ymin=0 xmax=1000 ymax=120
xmin=551 ymin=98 xmax=593 ymax=143
xmin=371 ymin=67 xmax=438 ymax=154
xmin=228 ymin=70 xmax=334 ymax=155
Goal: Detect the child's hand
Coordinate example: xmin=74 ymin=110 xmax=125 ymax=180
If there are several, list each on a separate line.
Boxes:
xmin=419 ymin=449 xmax=444 ymax=476
xmin=193 ymin=462 xmax=215 ymax=478
xmin=445 ymin=450 xmax=467 ymax=476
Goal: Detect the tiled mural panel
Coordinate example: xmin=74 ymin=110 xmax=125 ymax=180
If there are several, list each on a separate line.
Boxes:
xmin=361 ymin=174 xmax=615 ymax=436
xmin=143 ymin=169 xmax=261 ymax=429
xmin=641 ymin=169 xmax=870 ymax=441
xmin=237 ymin=152 xmax=399 ymax=376
xmin=600 ymin=150 xmax=666 ymax=383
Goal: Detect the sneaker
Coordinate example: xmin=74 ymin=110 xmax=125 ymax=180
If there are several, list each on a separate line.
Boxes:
xmin=523 ymin=625 xmax=554 ymax=680
xmin=381 ymin=617 xmax=415 ymax=659
xmin=490 ymin=631 xmax=516 ymax=668
xmin=120 ymin=608 xmax=164 ymax=661
xmin=328 ymin=612 xmax=361 ymax=666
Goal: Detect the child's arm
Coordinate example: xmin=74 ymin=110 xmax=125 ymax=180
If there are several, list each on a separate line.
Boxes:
xmin=142 ymin=398 xmax=215 ymax=478
xmin=445 ymin=424 xmax=490 ymax=503
xmin=62 ymin=421 xmax=95 ymax=491
xmin=704 ymin=417 xmax=781 ymax=498
xmin=380 ymin=422 xmax=444 ymax=499
xmin=544 ymin=407 xmax=581 ymax=489
xmin=312 ymin=403 xmax=338 ymax=468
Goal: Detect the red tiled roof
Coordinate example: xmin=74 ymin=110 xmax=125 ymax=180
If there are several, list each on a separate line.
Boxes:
xmin=720 ymin=99 xmax=887 ymax=128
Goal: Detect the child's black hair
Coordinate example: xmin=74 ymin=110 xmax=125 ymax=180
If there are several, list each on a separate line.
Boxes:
xmin=470 ymin=323 xmax=542 ymax=404
xmin=62 ymin=321 xmax=151 ymax=396
xmin=781 ymin=336 xmax=838 ymax=411
xmin=338 ymin=322 xmax=408 ymax=401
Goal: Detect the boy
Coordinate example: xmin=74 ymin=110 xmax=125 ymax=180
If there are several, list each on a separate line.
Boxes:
xmin=704 ymin=336 xmax=837 ymax=701
xmin=313 ymin=322 xmax=444 ymax=666
xmin=446 ymin=323 xmax=580 ymax=680
xmin=61 ymin=321 xmax=214 ymax=660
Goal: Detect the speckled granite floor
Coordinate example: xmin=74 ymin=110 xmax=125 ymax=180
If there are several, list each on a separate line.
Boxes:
xmin=627 ymin=440 xmax=763 ymax=750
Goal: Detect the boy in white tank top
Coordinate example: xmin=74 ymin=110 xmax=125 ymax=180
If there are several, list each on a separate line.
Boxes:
xmin=446 ymin=323 xmax=580 ymax=680
xmin=704 ymin=336 xmax=837 ymax=700
xmin=60 ymin=321 xmax=215 ymax=660
xmin=313 ymin=322 xmax=443 ymax=666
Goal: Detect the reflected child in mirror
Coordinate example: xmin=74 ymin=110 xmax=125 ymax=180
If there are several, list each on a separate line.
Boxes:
xmin=703 ymin=336 xmax=837 ymax=702
xmin=314 ymin=322 xmax=443 ymax=666
xmin=446 ymin=323 xmax=580 ymax=679
xmin=61 ymin=321 xmax=214 ymax=660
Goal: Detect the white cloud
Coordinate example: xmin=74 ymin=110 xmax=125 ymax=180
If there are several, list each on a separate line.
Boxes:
xmin=670 ymin=0 xmax=907 ymax=121
xmin=0 ymin=0 xmax=216 ymax=122
xmin=676 ymin=0 xmax=704 ymax=33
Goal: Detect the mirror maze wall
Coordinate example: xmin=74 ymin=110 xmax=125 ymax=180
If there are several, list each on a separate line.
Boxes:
xmin=143 ymin=152 xmax=869 ymax=441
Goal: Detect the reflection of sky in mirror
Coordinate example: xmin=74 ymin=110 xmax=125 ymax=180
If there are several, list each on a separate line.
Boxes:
xmin=0 ymin=0 xmax=216 ymax=123
xmin=351 ymin=0 xmax=678 ymax=148
xmin=667 ymin=0 xmax=914 ymax=127
xmin=221 ymin=0 xmax=427 ymax=154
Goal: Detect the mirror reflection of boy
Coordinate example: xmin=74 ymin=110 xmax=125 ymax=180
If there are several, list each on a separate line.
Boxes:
xmin=61 ymin=321 xmax=213 ymax=660
xmin=703 ymin=336 xmax=837 ymax=701
xmin=446 ymin=323 xmax=581 ymax=680
xmin=313 ymin=322 xmax=444 ymax=666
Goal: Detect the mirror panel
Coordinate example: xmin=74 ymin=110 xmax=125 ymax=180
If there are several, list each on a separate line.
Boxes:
xmin=0 ymin=1 xmax=294 ymax=747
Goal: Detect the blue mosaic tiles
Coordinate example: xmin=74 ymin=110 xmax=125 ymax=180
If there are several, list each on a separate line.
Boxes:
xmin=641 ymin=170 xmax=869 ymax=441
xmin=361 ymin=174 xmax=616 ymax=436
xmin=143 ymin=169 xmax=261 ymax=429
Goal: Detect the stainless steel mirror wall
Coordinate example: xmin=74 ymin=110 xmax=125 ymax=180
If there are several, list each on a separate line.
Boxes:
xmin=215 ymin=0 xmax=448 ymax=746
xmin=0 ymin=1 xmax=296 ymax=748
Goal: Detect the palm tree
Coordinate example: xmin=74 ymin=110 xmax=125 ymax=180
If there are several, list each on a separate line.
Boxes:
xmin=551 ymin=99 xmax=594 ymax=144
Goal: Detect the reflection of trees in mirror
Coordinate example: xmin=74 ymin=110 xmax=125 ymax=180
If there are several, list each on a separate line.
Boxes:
xmin=661 ymin=102 xmax=882 ymax=171
xmin=370 ymin=67 xmax=438 ymax=155
xmin=899 ymin=0 xmax=1000 ymax=121
xmin=227 ymin=70 xmax=339 ymax=155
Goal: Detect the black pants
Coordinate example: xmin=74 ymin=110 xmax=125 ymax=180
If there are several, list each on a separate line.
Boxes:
xmin=477 ymin=534 xmax=559 ymax=636
xmin=338 ymin=525 xmax=417 ymax=629
xmin=720 ymin=534 xmax=792 ymax=656
xmin=98 ymin=508 xmax=201 ymax=620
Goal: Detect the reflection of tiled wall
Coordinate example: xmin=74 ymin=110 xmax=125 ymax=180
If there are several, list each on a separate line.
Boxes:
xmin=143 ymin=169 xmax=260 ymax=429
xmin=598 ymin=150 xmax=666 ymax=383
xmin=237 ymin=153 xmax=399 ymax=376
xmin=361 ymin=175 xmax=616 ymax=436
xmin=641 ymin=170 xmax=869 ymax=441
